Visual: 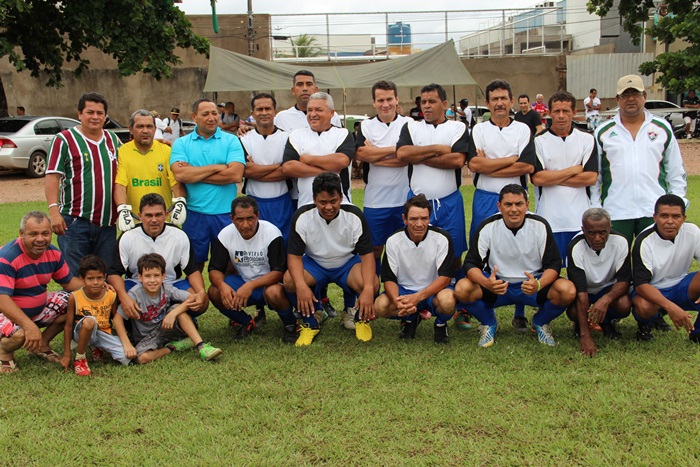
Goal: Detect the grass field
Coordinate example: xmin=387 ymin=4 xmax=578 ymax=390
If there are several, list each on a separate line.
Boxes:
xmin=1 ymin=181 xmax=700 ymax=465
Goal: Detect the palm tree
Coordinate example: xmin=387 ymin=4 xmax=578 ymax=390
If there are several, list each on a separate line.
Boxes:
xmin=290 ymin=34 xmax=323 ymax=58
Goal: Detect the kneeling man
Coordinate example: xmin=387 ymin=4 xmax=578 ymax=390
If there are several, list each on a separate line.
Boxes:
xmin=208 ymin=196 xmax=296 ymax=343
xmin=374 ymin=195 xmax=456 ymax=343
xmin=455 ymin=184 xmax=575 ymax=347
xmin=0 ymin=211 xmax=82 ymax=372
xmin=631 ymin=194 xmax=700 ymax=342
xmin=284 ymin=172 xmax=378 ymax=346
xmin=566 ymin=208 xmax=631 ymax=357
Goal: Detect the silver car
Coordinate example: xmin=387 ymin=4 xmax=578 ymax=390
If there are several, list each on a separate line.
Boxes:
xmin=0 ymin=116 xmax=80 ymax=177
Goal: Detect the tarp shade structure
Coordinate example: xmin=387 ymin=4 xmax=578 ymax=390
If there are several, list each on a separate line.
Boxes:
xmin=203 ymin=40 xmax=477 ymax=92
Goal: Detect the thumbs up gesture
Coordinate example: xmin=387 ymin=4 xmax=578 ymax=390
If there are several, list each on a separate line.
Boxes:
xmin=485 ymin=265 xmax=508 ymax=295
xmin=521 ymin=271 xmax=539 ymax=295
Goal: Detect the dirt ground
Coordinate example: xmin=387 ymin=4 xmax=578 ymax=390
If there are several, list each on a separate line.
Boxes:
xmin=2 ymin=140 xmax=700 ymax=204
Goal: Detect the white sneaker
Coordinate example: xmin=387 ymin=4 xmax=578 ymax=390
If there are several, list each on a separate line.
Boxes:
xmin=342 ymin=307 xmax=356 ymax=330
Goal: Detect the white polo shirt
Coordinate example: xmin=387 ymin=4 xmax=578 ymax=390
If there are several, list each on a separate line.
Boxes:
xmin=468 ymin=119 xmax=535 ymax=193
xmin=356 ymin=114 xmax=412 ymax=208
xmin=591 ymin=110 xmax=687 ymax=221
xmin=382 ymin=226 xmax=453 ymax=292
xmin=567 ymin=232 xmax=631 ymax=294
xmin=534 ymin=127 xmax=598 ymax=233
xmin=396 ymin=119 xmax=469 ymax=200
xmin=633 ymin=223 xmax=700 ymax=290
xmin=240 ymin=127 xmax=290 ymax=199
xmin=274 ymin=105 xmax=342 ymax=132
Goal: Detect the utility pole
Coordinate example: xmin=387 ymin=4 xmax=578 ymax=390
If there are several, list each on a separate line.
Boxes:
xmin=247 ymin=0 xmax=255 ymax=56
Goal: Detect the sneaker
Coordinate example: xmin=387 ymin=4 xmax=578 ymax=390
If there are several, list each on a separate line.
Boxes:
xmin=253 ymin=307 xmax=267 ymax=327
xmin=342 ymin=307 xmax=356 ymax=330
xmin=283 ymin=324 xmax=299 ymax=344
xmin=295 ymin=325 xmax=320 ymax=347
xmin=454 ymin=309 xmax=472 ymax=330
xmin=534 ymin=323 xmax=556 ymax=346
xmin=601 ymin=320 xmax=622 ymax=340
xmin=434 ymin=323 xmax=449 ymax=344
xmin=74 ymin=358 xmax=91 ymax=376
xmin=355 ymin=321 xmax=372 ymax=342
xmin=653 ymin=313 xmax=672 ymax=332
xmin=233 ymin=319 xmax=256 ymax=340
xmin=314 ymin=308 xmax=329 ymax=326
xmin=321 ymin=297 xmax=339 ymax=318
xmin=166 ymin=337 xmax=195 ymax=351
xmin=477 ymin=324 xmax=497 ymax=348
xmin=512 ymin=316 xmax=528 ymax=333
xmin=90 ymin=347 xmax=104 ymax=362
xmin=199 ymin=343 xmax=223 ymax=361
xmin=399 ymin=317 xmax=421 ymax=339
xmin=636 ymin=322 xmax=654 ymax=342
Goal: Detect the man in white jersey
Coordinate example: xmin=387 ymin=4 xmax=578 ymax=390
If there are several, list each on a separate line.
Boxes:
xmin=355 ymin=80 xmax=412 ymax=272
xmin=396 ymin=83 xmax=469 ymax=271
xmin=583 ymin=88 xmax=602 ymax=131
xmin=207 ymin=196 xmax=296 ymax=343
xmin=566 ymin=208 xmax=631 ymax=357
xmin=531 ymin=91 xmax=598 ymax=263
xmin=455 ymin=184 xmax=575 ymax=348
xmin=631 ymin=194 xmax=700 ymax=343
xmin=374 ymin=195 xmax=456 ymax=343
xmin=467 ymin=79 xmax=535 ymax=333
xmin=592 ymin=74 xmax=687 ymax=332
xmin=274 ymin=70 xmax=342 ymax=133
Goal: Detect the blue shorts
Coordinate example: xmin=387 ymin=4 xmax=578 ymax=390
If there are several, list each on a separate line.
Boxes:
xmin=480 ymin=276 xmax=552 ymax=308
xmin=409 ymin=189 xmax=467 ymax=257
xmin=554 ymin=231 xmax=577 ymax=266
xmin=251 ymin=193 xmax=294 ymax=243
xmin=470 ymin=189 xmax=499 ymax=240
xmin=396 ymin=285 xmax=453 ymax=315
xmin=364 ymin=206 xmax=404 ymax=247
xmin=124 ymin=277 xmax=192 ymax=292
xmin=182 ymin=210 xmax=231 ymax=263
xmin=588 ymin=284 xmax=613 ymax=303
xmin=222 ymin=274 xmax=266 ymax=307
xmin=631 ymin=272 xmax=697 ymax=309
xmin=303 ymin=254 xmax=360 ymax=295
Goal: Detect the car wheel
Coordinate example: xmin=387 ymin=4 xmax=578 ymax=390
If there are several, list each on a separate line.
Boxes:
xmin=26 ymin=151 xmax=47 ymax=178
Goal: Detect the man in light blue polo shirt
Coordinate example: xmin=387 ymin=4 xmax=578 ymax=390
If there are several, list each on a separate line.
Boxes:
xmin=171 ymin=98 xmax=246 ymax=270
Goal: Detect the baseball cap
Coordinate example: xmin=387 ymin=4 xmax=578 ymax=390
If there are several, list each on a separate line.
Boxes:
xmin=617 ymin=75 xmax=645 ymax=95
xmin=170 ymin=107 xmax=180 ymax=114
xmin=459 ymin=98 xmax=469 ymax=106
xmin=149 ymin=109 xmax=159 ymax=117
xmin=218 ymin=102 xmax=226 ymax=107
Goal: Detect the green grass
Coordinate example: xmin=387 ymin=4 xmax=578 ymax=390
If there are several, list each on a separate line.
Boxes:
xmin=2 ymin=180 xmax=700 ymax=465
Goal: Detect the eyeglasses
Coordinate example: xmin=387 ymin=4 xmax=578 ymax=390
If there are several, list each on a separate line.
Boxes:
xmin=619 ymin=91 xmax=643 ymax=99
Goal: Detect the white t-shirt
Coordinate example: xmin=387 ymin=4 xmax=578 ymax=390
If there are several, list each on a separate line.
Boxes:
xmin=162 ymin=117 xmax=182 ymax=143
xmin=584 ymin=97 xmax=601 ymax=119
xmin=154 ymin=117 xmax=166 ymax=139
xmin=240 ymin=128 xmax=290 ymax=199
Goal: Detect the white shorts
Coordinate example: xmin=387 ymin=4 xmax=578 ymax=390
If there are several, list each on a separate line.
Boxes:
xmin=73 ymin=316 xmax=131 ymax=365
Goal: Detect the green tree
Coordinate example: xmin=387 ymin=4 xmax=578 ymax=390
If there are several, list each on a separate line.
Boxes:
xmin=0 ymin=0 xmax=209 ymax=115
xmin=291 ymin=34 xmax=323 ymax=58
xmin=587 ymin=0 xmax=699 ymax=94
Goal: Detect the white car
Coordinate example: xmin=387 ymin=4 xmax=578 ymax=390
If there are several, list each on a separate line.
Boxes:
xmin=0 ymin=116 xmax=79 ymax=177
xmin=608 ymin=100 xmax=684 ymax=128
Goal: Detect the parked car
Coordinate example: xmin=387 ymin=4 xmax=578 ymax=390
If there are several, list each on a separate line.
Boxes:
xmin=104 ymin=116 xmax=131 ymax=143
xmin=0 ymin=116 xmax=79 ymax=177
xmin=607 ymin=100 xmax=685 ymax=128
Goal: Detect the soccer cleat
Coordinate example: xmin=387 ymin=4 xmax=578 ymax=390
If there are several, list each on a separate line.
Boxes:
xmin=355 ymin=321 xmax=372 ymax=342
xmin=166 ymin=337 xmax=195 ymax=351
xmin=601 ymin=320 xmax=622 ymax=340
xmin=283 ymin=324 xmax=300 ymax=344
xmin=477 ymin=324 xmax=497 ymax=348
xmin=434 ymin=323 xmax=449 ymax=344
xmin=74 ymin=358 xmax=91 ymax=376
xmin=419 ymin=309 xmax=432 ymax=321
xmin=399 ymin=317 xmax=421 ymax=339
xmin=253 ymin=307 xmax=267 ymax=327
xmin=454 ymin=309 xmax=472 ymax=330
xmin=295 ymin=325 xmax=320 ymax=347
xmin=199 ymin=343 xmax=223 ymax=361
xmin=233 ymin=319 xmax=256 ymax=340
xmin=314 ymin=308 xmax=329 ymax=327
xmin=321 ymin=297 xmax=339 ymax=318
xmin=342 ymin=307 xmax=356 ymax=330
xmin=90 ymin=347 xmax=105 ymax=362
xmin=636 ymin=322 xmax=654 ymax=342
xmin=534 ymin=323 xmax=556 ymax=346
xmin=512 ymin=316 xmax=528 ymax=333
xmin=653 ymin=313 xmax=672 ymax=332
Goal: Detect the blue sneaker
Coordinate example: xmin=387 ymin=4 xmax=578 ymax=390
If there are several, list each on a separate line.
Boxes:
xmin=534 ymin=323 xmax=556 ymax=346
xmin=477 ymin=324 xmax=497 ymax=348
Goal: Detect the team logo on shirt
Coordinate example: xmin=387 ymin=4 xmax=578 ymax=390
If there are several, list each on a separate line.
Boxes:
xmin=609 ymin=131 xmax=618 ymax=137
xmin=648 ymin=130 xmax=658 ymax=141
xmin=157 ymin=163 xmax=164 ymax=172
xmin=234 ymin=250 xmax=266 ymax=266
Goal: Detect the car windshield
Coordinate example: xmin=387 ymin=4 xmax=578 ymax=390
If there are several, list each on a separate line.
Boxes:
xmin=0 ymin=119 xmax=30 ymax=132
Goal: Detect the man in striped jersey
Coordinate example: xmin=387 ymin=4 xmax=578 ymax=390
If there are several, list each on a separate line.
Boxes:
xmin=0 ymin=212 xmax=83 ymax=372
xmin=45 ymin=92 xmax=121 ymax=274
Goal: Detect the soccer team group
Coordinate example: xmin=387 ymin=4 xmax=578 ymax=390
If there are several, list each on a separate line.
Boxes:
xmin=1 ymin=69 xmax=699 ymax=376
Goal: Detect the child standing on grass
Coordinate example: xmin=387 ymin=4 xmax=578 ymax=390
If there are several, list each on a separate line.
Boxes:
xmin=113 ymin=253 xmax=222 ymax=364
xmin=60 ymin=255 xmax=130 ymax=376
